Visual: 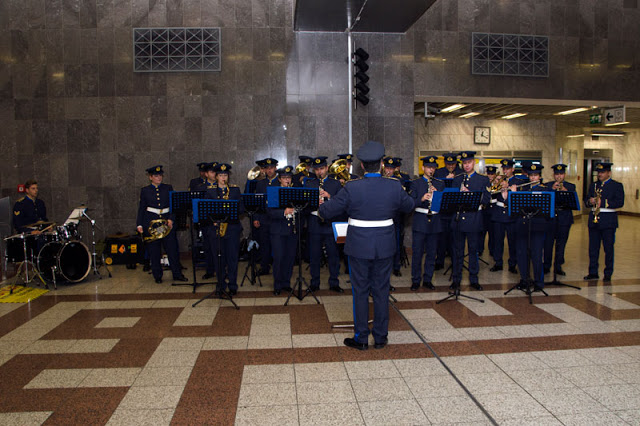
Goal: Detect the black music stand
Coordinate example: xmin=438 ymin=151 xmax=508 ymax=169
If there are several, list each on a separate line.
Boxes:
xmin=504 ymin=191 xmax=554 ymax=304
xmin=268 ymin=187 xmax=321 ymax=305
xmin=437 ymin=191 xmax=485 ymax=304
xmin=190 ymin=199 xmax=239 ymax=309
xmin=170 ymin=191 xmax=207 ymax=290
xmin=240 ymin=193 xmax=266 ymax=287
xmin=546 ymin=190 xmax=581 ymax=290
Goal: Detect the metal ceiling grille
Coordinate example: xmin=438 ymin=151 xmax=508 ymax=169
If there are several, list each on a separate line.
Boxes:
xmin=471 ymin=33 xmax=548 ymax=78
xmin=133 ymin=28 xmax=221 ymax=73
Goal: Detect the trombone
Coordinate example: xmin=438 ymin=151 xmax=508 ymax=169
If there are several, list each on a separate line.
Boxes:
xmin=486 ymin=179 xmax=540 ymax=194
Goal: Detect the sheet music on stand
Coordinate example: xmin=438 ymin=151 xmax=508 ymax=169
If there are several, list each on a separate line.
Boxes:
xmin=267 ymin=187 xmax=319 ymax=209
xmin=64 ymin=206 xmax=87 ymax=225
xmin=241 ymin=193 xmax=266 ymax=213
xmin=555 ymin=191 xmax=580 ymax=212
xmin=508 ymin=191 xmax=555 ymax=219
xmin=192 ymin=199 xmax=239 ymax=223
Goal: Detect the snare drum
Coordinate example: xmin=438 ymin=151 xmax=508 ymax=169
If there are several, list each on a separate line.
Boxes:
xmin=56 ymin=223 xmax=80 ymax=241
xmin=37 ymin=241 xmax=92 ymax=283
xmin=4 ymin=234 xmax=38 ymax=263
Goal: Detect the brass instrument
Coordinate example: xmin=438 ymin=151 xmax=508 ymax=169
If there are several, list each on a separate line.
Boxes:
xmin=551 ymin=175 xmax=566 ymax=191
xmin=486 ymin=172 xmax=507 ymax=193
xmin=593 ymin=183 xmax=603 ymax=223
xmin=329 ymin=159 xmax=351 ymax=185
xmin=295 ymin=162 xmax=309 ymax=177
xmin=487 ymin=179 xmax=540 ymax=194
xmin=144 ymin=219 xmax=171 ymax=242
xmin=460 ymin=174 xmax=469 ymax=190
xmin=218 ymin=186 xmax=230 ymax=237
xmin=247 ymin=166 xmax=264 ymax=181
xmin=393 ymin=170 xmax=401 ymax=178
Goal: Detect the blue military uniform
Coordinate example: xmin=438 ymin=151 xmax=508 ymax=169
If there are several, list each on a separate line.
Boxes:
xmin=512 ymin=164 xmax=551 ymax=289
xmin=13 ymin=195 xmax=48 ymax=234
xmin=434 ymin=153 xmax=461 ymax=268
xmin=480 ymin=166 xmax=497 ymax=258
xmin=304 ymin=157 xmax=343 ymax=291
xmin=194 ymin=162 xmax=218 ymax=278
xmin=584 ymin=163 xmax=624 ymax=281
xmin=204 ymin=163 xmax=244 ymax=294
xmin=293 ymin=155 xmax=313 ymax=187
xmin=410 ymin=156 xmax=446 ymax=290
xmin=544 ymin=164 xmax=577 ymax=275
xmin=336 ymin=153 xmax=359 ymax=181
xmin=254 ymin=158 xmax=279 ymax=274
xmin=383 ymin=157 xmax=407 ymax=275
xmin=267 ymin=166 xmax=296 ymax=294
xmin=136 ymin=165 xmax=186 ymax=283
xmin=189 ymin=162 xmax=208 ymax=191
xmin=319 ymin=141 xmax=415 ymax=349
xmin=491 ymin=159 xmax=523 ymax=273
xmin=450 ymin=152 xmax=491 ymax=289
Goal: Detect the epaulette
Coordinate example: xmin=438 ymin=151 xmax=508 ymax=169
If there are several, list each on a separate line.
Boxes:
xmin=382 ymin=176 xmax=398 ymax=180
xmin=17 ymin=197 xmax=25 ymax=202
xmin=344 ymin=177 xmax=362 ymax=184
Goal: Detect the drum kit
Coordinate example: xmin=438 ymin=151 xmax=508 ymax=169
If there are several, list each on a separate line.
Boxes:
xmin=3 ymin=207 xmax=111 ymax=290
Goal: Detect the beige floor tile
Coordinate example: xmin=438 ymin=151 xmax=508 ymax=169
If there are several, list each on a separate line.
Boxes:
xmin=404 ymin=374 xmax=466 ymax=398
xmin=117 ymin=300 xmax=156 ymax=309
xmin=0 ymin=340 xmax=33 ymax=355
xmin=487 ymin=352 xmax=550 ymax=372
xmin=294 ymin=362 xmax=349 ymax=383
xmin=95 ymin=316 xmax=141 ymax=328
xmin=351 ymin=378 xmax=413 ymax=402
xmin=172 ymin=314 xmax=216 ymax=326
xmin=249 ymin=323 xmax=291 ymax=336
xmin=235 ymin=405 xmax=298 ymax=426
xmin=202 ymin=336 xmax=248 ymax=350
xmin=242 ymin=364 xmax=295 ymax=384
xmin=497 ymin=416 xmax=563 ymax=426
xmin=237 ymin=382 xmax=297 ymax=407
xmin=358 ymin=399 xmax=428 ymax=425
xmin=79 ymin=368 xmax=141 ymax=387
xmin=556 ymin=411 xmax=629 ymax=426
xmin=530 ymin=349 xmax=594 ymax=368
xmin=399 ymin=308 xmax=442 ymax=320
xmin=247 ymin=334 xmax=292 ymax=350
xmin=21 ymin=339 xmax=77 ymax=354
xmin=460 ymin=298 xmax=513 ymax=316
xmin=602 ymin=363 xmax=640 ymax=384
xmin=614 ymin=345 xmax=640 ymax=361
xmin=441 ymin=355 xmax=501 ymax=374
xmin=556 ymin=365 xmax=625 ymax=387
xmin=393 ymin=357 xmax=448 ymax=377
xmin=118 ymin=386 xmax=185 ymax=409
xmin=457 ymin=326 xmax=507 ymax=341
xmin=419 ymin=328 xmax=467 ymax=342
xmin=458 ymin=371 xmax=522 ymax=395
xmin=145 ymin=350 xmax=201 ymax=367
xmin=344 ymin=360 xmax=400 ymax=380
xmin=575 ymin=347 xmax=638 ymax=365
xmin=0 ymin=411 xmax=53 ymax=425
xmin=323 ymin=303 xmax=354 ymax=322
xmin=508 ymin=369 xmax=577 ymax=392
xmin=107 ymin=408 xmax=174 ymax=426
xmin=67 ymin=339 xmax=120 ymax=353
xmin=292 ymin=333 xmax=338 ymax=348
xmin=615 ymin=409 xmax=640 ymax=424
xmin=251 ymin=313 xmax=290 ymax=325
xmin=410 ymin=317 xmax=454 ymax=331
xmin=299 ymin=402 xmax=363 ymax=426
xmin=582 ymin=384 xmax=640 ymax=410
xmin=133 ymin=367 xmax=193 ymax=387
xmin=24 ymin=368 xmax=93 ymax=389
xmin=156 ymin=337 xmax=206 ymax=351
xmin=418 ymin=395 xmax=487 ymax=424
xmin=296 ymin=380 xmax=356 ymax=404
xmin=497 ymin=324 xmax=545 ymax=338
xmin=387 ymin=330 xmax=422 ymax=344
xmin=528 ymin=387 xmax=608 ymax=416
xmin=474 ymin=390 xmax=549 ymax=420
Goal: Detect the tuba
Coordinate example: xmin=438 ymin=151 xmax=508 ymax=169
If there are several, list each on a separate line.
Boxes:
xmin=329 ymin=159 xmax=351 ymax=185
xmin=247 ymin=166 xmax=264 ymax=181
xmin=144 ymin=219 xmax=171 ymax=242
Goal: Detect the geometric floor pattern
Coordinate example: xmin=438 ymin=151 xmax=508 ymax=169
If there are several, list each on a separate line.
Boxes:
xmin=0 ymin=216 xmax=639 ymax=425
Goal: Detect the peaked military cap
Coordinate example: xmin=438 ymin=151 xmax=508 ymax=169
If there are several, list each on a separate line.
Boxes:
xmin=357 ymin=141 xmax=385 ymax=162
xmin=442 ymin=153 xmax=458 ymax=164
xmin=459 ymin=151 xmax=477 ymax=160
xmin=313 ymin=156 xmax=328 ymax=167
xmin=146 ymin=165 xmax=164 ymax=175
xmin=278 ymin=165 xmax=294 ymax=176
xmin=214 ymin=163 xmax=232 ymax=173
xmin=337 ymin=153 xmax=354 ymax=161
xmin=552 ymin=164 xmax=567 ymax=173
xmin=595 ymin=162 xmax=613 ymax=171
xmin=486 ymin=166 xmax=497 ymax=174
xmin=420 ymin=156 xmax=438 ymax=167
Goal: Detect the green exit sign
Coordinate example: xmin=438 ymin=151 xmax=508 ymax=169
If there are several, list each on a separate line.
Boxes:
xmin=590 ymin=113 xmax=602 ymax=124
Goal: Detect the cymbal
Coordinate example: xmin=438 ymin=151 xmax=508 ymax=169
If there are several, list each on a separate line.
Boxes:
xmin=25 ymin=221 xmax=55 ymax=228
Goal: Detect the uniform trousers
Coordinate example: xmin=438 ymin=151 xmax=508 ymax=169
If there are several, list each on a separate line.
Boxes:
xmin=492 ymin=221 xmax=517 ymax=268
xmin=515 ymin=225 xmax=545 ymax=288
xmin=208 ymin=226 xmax=241 ymax=291
xmin=543 ymin=221 xmax=571 ymax=271
xmin=256 ymin=224 xmax=272 ymax=271
xmin=309 ymin=232 xmax=340 ymax=288
xmin=411 ymin=231 xmax=439 ymax=284
xmin=349 ymin=256 xmax=392 ymax=344
xmin=588 ymin=227 xmax=616 ymax=277
xmin=270 ymin=233 xmax=296 ymax=291
xmin=452 ymin=230 xmax=481 ymax=285
xmin=435 ymin=216 xmax=453 ymax=265
xmin=148 ymin=230 xmax=182 ymax=280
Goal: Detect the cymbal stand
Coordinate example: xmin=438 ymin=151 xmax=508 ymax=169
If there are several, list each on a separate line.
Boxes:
xmin=13 ymin=234 xmax=48 ymax=291
xmin=82 ymin=211 xmax=112 ymax=278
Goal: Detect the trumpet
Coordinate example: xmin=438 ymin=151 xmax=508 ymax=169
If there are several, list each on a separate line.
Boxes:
xmin=486 ymin=179 xmax=540 ymax=194
xmin=550 ymin=176 xmax=566 ymax=191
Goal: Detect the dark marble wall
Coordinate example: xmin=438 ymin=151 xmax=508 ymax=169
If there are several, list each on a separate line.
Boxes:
xmin=0 ymin=0 xmax=638 ymax=237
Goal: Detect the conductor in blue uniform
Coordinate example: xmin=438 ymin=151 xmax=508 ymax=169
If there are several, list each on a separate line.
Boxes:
xmin=13 ymin=180 xmax=48 ymax=234
xmin=204 ymin=163 xmax=244 ymax=295
xmin=319 ymin=141 xmax=415 ymax=350
xmin=304 ymin=156 xmax=344 ymax=292
xmin=410 ymin=156 xmax=445 ymax=290
xmin=450 ymin=151 xmax=490 ymax=291
xmin=136 ymin=165 xmax=188 ymax=284
xmin=584 ymin=162 xmax=624 ymax=282
xmin=544 ymin=164 xmax=577 ymax=276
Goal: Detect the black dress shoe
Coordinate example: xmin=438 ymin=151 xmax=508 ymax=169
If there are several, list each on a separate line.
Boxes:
xmin=543 ymin=267 xmax=551 ymax=274
xmin=423 ymin=282 xmax=435 ymax=290
xmin=393 ymin=269 xmax=402 ymax=277
xmin=434 ymin=264 xmax=444 ymax=271
xmin=273 ymin=289 xmax=281 ymax=295
xmin=173 ymin=276 xmax=188 ymax=282
xmin=155 ymin=278 xmax=162 ymax=284
xmin=343 ymin=337 xmax=368 ymax=351
xmin=490 ymin=264 xmax=503 ymax=272
xmin=411 ymin=283 xmax=420 ymax=291
xmin=282 ymin=286 xmax=292 ymax=292
xmin=202 ymin=273 xmax=214 ymax=279
xmin=329 ymin=286 xmax=344 ymax=293
xmin=229 ymin=289 xmax=238 ymax=296
xmin=516 ymin=280 xmax=526 ymax=291
xmin=554 ymin=268 xmax=566 ymax=276
xmin=389 ymin=285 xmax=396 ymax=292
xmin=603 ymin=276 xmax=611 ymax=282
xmin=508 ymin=266 xmax=518 ymax=274
xmin=374 ymin=338 xmax=388 ymax=349
xmin=470 ymin=282 xmax=483 ymax=291
xmin=584 ymin=274 xmax=599 ymax=280
xmin=308 ymin=286 xmax=320 ymax=292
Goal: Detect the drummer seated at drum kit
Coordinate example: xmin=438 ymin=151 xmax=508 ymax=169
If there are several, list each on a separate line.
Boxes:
xmin=13 ymin=180 xmax=48 ymax=235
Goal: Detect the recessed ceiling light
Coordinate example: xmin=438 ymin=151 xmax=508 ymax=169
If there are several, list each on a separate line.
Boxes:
xmin=459 ymin=112 xmax=480 ymax=119
xmin=591 ymin=131 xmax=625 ymax=137
xmin=566 ymin=134 xmax=585 ymax=138
xmin=604 ymin=121 xmax=630 ymax=127
xmin=441 ymin=104 xmax=466 ymax=113
xmin=556 ymin=107 xmax=589 ymax=115
xmin=501 ymin=113 xmax=528 ymax=119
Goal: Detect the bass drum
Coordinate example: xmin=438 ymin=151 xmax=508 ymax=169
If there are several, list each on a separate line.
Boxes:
xmin=38 ymin=241 xmax=92 ymax=283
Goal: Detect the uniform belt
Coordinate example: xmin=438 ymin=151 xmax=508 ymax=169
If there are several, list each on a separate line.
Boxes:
xmin=147 ymin=207 xmax=169 ymax=215
xmin=495 ymin=201 xmax=505 ymax=208
xmin=490 ymin=199 xmax=497 ymax=204
xmin=598 ymin=208 xmax=618 ymax=213
xmin=478 ymin=205 xmax=483 ymax=211
xmin=415 ymin=207 xmax=437 ymax=215
xmin=348 ymin=218 xmax=393 ymax=227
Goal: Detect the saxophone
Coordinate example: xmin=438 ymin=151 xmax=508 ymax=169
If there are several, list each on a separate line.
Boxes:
xmin=218 ymin=186 xmax=229 ymax=237
xmin=593 ymin=183 xmax=603 ymax=224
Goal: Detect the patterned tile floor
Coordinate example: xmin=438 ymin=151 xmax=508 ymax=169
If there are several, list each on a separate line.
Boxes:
xmin=0 ymin=216 xmax=639 ymax=425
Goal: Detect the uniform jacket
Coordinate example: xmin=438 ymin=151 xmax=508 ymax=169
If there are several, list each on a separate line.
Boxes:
xmin=450 ymin=172 xmax=491 ymax=232
xmin=410 ymin=176 xmax=446 ymax=234
xmin=492 ymin=175 xmax=526 ymax=223
xmin=304 ymin=176 xmax=343 ymax=234
xmin=13 ymin=196 xmax=47 ymax=233
xmin=189 ymin=177 xmax=207 ymax=191
xmin=514 ymin=182 xmax=553 ymax=232
xmin=255 ymin=176 xmax=279 ymax=225
xmin=204 ymin=185 xmax=244 ymax=233
xmin=136 ymin=183 xmax=175 ymax=235
xmin=586 ymin=179 xmax=624 ymax=229
xmin=318 ymin=174 xmax=415 ymax=260
xmin=266 ymin=181 xmax=296 ymax=236
xmin=547 ymin=180 xmax=577 ymax=226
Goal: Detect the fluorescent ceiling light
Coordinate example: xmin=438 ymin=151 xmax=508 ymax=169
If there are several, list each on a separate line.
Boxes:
xmin=605 ymin=121 xmax=630 ymax=127
xmin=441 ymin=104 xmax=466 ymax=113
xmin=556 ymin=107 xmax=589 ymax=115
xmin=566 ymin=134 xmax=585 ymax=138
xmin=459 ymin=112 xmax=480 ymax=118
xmin=501 ymin=113 xmax=528 ymax=119
xmin=591 ymin=131 xmax=625 ymax=137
